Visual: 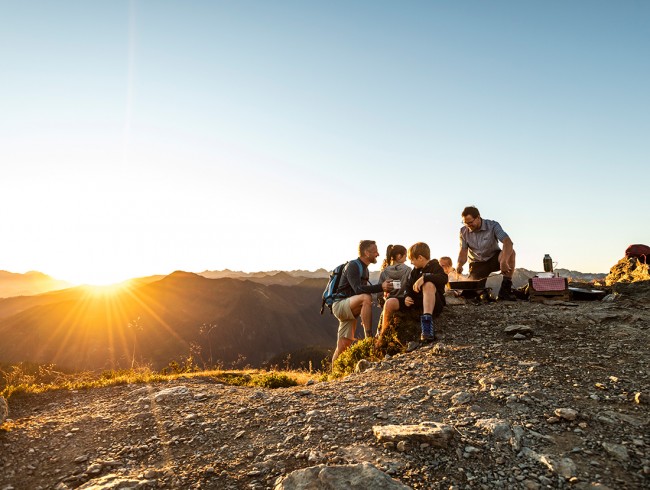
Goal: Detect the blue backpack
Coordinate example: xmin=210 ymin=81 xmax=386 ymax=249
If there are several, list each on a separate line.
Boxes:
xmin=320 ymin=259 xmax=362 ymax=315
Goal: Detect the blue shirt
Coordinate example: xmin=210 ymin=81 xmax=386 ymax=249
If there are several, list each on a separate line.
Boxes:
xmin=459 ymin=218 xmax=509 ymax=262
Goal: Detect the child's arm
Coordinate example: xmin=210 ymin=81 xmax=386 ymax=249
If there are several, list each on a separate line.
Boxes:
xmin=422 ymin=261 xmax=448 ymax=291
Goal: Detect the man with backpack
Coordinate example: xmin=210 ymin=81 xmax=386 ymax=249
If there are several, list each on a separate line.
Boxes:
xmin=330 ymin=240 xmax=394 ymax=364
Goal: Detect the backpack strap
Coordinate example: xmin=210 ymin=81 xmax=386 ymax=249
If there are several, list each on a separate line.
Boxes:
xmin=352 ymin=258 xmax=365 ymax=282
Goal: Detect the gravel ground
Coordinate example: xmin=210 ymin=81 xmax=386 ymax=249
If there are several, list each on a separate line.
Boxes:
xmin=1 ymin=293 xmax=648 ymax=490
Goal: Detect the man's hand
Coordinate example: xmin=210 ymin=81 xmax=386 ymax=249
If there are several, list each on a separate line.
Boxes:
xmin=500 ymin=259 xmax=512 ymax=275
xmin=456 ymin=264 xmax=464 ymax=275
xmin=405 ymin=296 xmax=414 ymax=307
xmin=412 ymin=276 xmax=424 ymax=293
xmin=382 ymin=280 xmax=394 ymax=292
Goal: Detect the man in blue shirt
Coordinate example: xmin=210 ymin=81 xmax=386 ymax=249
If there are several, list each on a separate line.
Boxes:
xmin=456 ymin=206 xmax=517 ymax=301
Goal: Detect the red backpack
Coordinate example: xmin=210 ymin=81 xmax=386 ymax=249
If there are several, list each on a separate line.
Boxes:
xmin=625 ymin=244 xmax=650 ymax=264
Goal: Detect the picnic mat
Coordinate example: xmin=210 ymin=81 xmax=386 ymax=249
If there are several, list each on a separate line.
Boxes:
xmin=531 ymin=277 xmax=567 ymax=291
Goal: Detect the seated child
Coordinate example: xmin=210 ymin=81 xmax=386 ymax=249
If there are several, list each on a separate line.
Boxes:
xmin=378 ymin=242 xmax=448 ymax=343
xmin=439 ymin=255 xmax=464 ymax=298
xmin=376 ymin=244 xmax=412 ymax=307
xmin=439 ymin=256 xmax=462 ymax=283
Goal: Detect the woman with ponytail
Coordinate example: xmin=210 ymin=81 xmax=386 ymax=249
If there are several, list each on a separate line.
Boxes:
xmin=377 ymin=244 xmax=411 ymax=306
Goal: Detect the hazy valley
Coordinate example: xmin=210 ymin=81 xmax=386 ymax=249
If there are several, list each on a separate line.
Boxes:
xmin=0 ymin=267 xmax=608 ymax=373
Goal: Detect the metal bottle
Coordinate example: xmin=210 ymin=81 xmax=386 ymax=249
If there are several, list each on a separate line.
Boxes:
xmin=543 ymin=254 xmax=553 ymax=272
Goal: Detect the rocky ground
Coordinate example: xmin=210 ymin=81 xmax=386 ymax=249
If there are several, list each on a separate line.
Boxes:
xmin=1 ymin=284 xmax=649 ymax=490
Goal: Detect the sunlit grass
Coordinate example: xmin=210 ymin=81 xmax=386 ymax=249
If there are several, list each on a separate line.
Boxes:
xmin=0 ymin=362 xmax=320 ymax=400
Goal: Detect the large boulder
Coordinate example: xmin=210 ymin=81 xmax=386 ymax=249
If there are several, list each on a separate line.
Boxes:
xmin=274 ymin=462 xmax=411 ymax=489
xmin=605 ymin=257 xmax=650 ymax=286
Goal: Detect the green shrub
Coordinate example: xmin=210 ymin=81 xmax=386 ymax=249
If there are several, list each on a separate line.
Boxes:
xmin=330 ymin=311 xmax=424 ymax=379
xmin=375 ymin=309 xmax=421 ymax=356
xmin=250 ymin=372 xmax=298 ymax=389
xmin=331 ymin=338 xmax=378 ymax=378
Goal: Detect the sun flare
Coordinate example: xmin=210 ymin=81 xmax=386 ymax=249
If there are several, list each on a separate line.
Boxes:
xmin=83 ymin=282 xmax=132 ymax=297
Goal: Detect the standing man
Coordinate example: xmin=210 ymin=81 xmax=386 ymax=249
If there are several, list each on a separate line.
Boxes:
xmin=456 ymin=206 xmax=517 ymax=301
xmin=331 ymin=240 xmax=394 ymax=364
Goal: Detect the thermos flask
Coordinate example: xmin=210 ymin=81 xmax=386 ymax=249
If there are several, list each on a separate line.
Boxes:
xmin=543 ymin=254 xmax=553 ymax=272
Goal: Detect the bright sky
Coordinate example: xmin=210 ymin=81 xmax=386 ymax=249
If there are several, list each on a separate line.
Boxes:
xmin=1 ymin=1 xmax=648 ymax=285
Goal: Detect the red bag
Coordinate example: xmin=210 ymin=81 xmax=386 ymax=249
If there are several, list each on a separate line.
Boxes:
xmin=625 ymin=244 xmax=650 ymax=263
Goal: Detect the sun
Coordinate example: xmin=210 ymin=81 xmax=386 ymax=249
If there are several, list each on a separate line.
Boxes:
xmin=61 ymin=268 xmax=136 ymax=287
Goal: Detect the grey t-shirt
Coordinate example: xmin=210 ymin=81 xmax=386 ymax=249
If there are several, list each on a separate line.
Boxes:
xmin=459 ymin=218 xmax=509 ymax=262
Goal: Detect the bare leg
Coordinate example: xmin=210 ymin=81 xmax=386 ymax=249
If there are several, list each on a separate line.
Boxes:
xmin=332 ymin=337 xmax=354 ymax=365
xmin=421 ymin=282 xmax=436 ymax=314
xmin=349 ymin=294 xmax=373 ymax=336
xmin=379 ymin=298 xmax=400 ymax=337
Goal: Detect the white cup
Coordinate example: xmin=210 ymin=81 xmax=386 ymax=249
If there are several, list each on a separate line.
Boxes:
xmin=392 ymin=281 xmax=401 ymax=289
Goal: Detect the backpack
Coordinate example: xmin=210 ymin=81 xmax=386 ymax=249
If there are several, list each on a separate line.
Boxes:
xmin=320 ymin=259 xmax=362 ymax=315
xmin=625 ymin=244 xmax=650 ymax=264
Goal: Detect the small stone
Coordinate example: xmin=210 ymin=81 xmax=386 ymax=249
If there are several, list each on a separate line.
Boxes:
xmin=602 ymin=442 xmax=630 ymax=462
xmin=406 ymin=341 xmax=420 ymax=352
xmin=451 ymin=392 xmax=472 ymax=406
xmin=86 ymin=463 xmax=103 ymax=475
xmin=554 ymin=408 xmax=578 ymax=421
xmin=355 ymin=359 xmax=373 ymax=373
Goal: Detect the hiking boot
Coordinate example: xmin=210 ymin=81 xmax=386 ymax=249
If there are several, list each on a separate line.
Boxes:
xmin=498 ymin=291 xmax=517 ymax=301
xmin=498 ymin=278 xmax=516 ymax=301
xmin=420 ymin=314 xmax=435 ymax=342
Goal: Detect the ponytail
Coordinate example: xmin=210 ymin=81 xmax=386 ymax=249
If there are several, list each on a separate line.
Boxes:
xmin=382 ymin=244 xmax=407 ymax=270
xmin=381 ymin=245 xmax=394 ymax=270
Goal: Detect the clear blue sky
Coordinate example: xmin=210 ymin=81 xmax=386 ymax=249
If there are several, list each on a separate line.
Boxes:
xmin=1 ymin=1 xmax=648 ymax=284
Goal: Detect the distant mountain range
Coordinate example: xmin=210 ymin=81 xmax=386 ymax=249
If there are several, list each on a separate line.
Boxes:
xmin=0 ymin=272 xmax=336 ymax=371
xmin=198 ymin=267 xmax=607 ymax=288
xmin=0 ymin=271 xmax=72 ymax=299
xmin=0 ymin=267 xmax=607 ymax=300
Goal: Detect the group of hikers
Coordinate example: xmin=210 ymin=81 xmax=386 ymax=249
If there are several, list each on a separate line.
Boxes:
xmin=330 ymin=206 xmax=517 ymax=364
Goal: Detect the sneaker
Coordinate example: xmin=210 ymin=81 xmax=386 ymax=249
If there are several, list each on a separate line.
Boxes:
xmin=420 ymin=313 xmax=436 ymax=342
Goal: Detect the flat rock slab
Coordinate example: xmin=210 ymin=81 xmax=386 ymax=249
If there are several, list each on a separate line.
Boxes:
xmin=274 ymin=462 xmax=411 ymax=489
xmin=504 ymin=324 xmax=533 ymax=334
xmin=373 ymin=423 xmax=454 ymax=448
xmin=475 ymin=418 xmax=512 ymax=441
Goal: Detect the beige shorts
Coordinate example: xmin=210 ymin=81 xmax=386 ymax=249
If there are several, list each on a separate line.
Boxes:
xmin=332 ymin=298 xmax=357 ymax=340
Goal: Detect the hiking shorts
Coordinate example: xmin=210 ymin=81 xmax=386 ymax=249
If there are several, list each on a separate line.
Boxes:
xmin=397 ymin=291 xmax=445 ymax=318
xmin=469 ymin=251 xmax=501 ymax=280
xmin=332 ymin=298 xmax=357 ymax=340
